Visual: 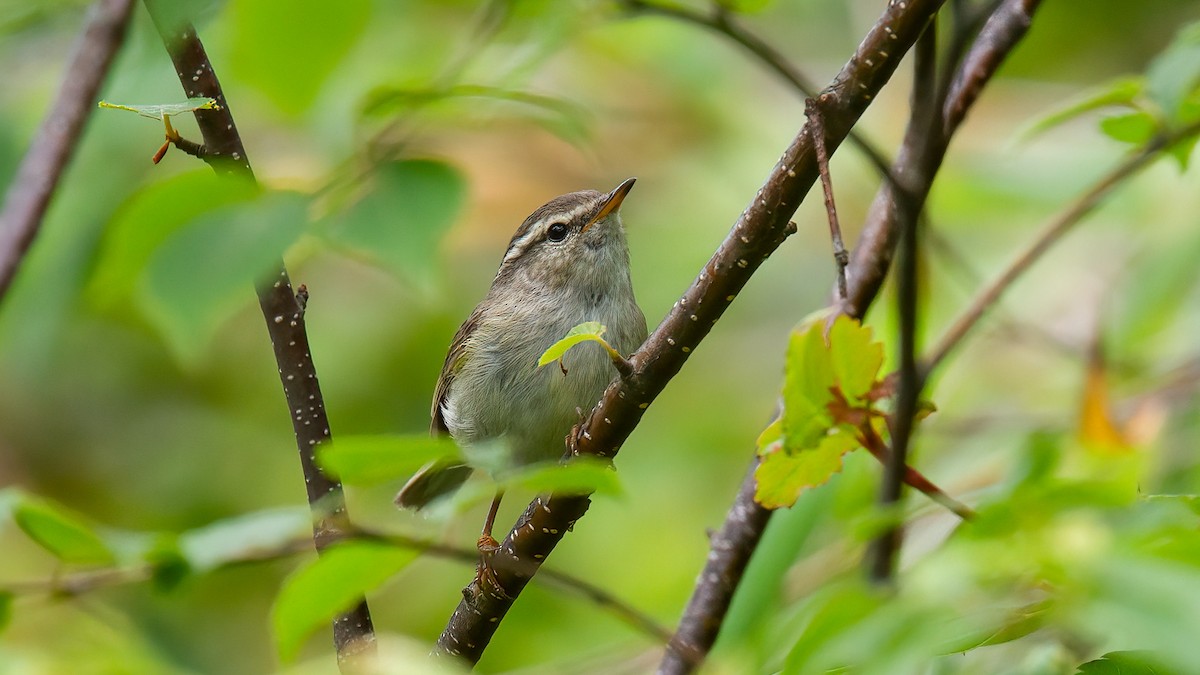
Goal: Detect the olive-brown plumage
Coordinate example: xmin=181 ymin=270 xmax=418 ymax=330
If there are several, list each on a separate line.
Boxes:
xmin=396 ymin=179 xmax=646 ymax=509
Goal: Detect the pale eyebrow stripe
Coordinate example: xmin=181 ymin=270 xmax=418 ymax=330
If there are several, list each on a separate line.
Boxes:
xmin=499 ymin=199 xmax=597 ymax=266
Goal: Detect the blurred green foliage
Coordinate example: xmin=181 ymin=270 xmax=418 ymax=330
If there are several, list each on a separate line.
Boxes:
xmin=1 ymin=0 xmax=1200 ymax=673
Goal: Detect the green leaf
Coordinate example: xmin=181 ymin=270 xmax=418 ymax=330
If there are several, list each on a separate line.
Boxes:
xmin=827 ymin=315 xmax=884 ymax=404
xmin=317 ymin=435 xmax=461 ymax=486
xmin=138 ymin=190 xmax=310 ymax=364
xmin=179 ymin=508 xmax=311 ymax=573
xmin=754 ymin=433 xmax=858 ymax=509
xmin=537 ymin=321 xmax=610 ymax=368
xmin=360 ymin=85 xmax=592 ymax=146
xmin=272 ymin=542 xmax=417 ymax=662
xmin=755 ymin=416 xmax=783 ymax=457
xmin=97 ymin=97 xmax=218 ymax=120
xmin=88 ymin=170 xmax=259 ymax=310
xmin=782 ymin=319 xmax=836 ymax=451
xmin=1020 ymin=78 xmax=1143 ymax=140
xmin=501 ymin=458 xmax=622 ymax=497
xmin=323 ymin=159 xmax=466 ymax=287
xmin=716 ymin=0 xmax=774 ymax=13
xmin=1076 ymin=650 xmax=1171 ymax=675
xmin=142 ymin=534 xmax=191 ymax=592
xmin=229 ymin=0 xmax=370 ymax=115
xmin=1166 ymin=130 xmax=1199 ymax=170
xmin=1099 ymin=111 xmax=1157 ymax=145
xmin=1146 ymin=22 xmax=1200 ymax=123
xmin=12 ymin=495 xmax=115 ymax=565
xmin=0 ymin=591 xmax=10 ymax=634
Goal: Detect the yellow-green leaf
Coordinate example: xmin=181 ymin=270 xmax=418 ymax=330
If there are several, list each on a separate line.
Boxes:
xmin=317 ymin=435 xmax=461 ymax=486
xmin=754 ymin=433 xmax=858 ymax=509
xmin=782 ymin=320 xmax=836 ymax=451
xmin=272 ymin=542 xmax=416 ymax=662
xmin=828 ymin=315 xmax=885 ymax=404
xmin=537 ymin=321 xmax=609 ymax=367
xmin=12 ymin=495 xmax=114 ymax=565
xmin=97 ymin=97 xmax=219 ymax=120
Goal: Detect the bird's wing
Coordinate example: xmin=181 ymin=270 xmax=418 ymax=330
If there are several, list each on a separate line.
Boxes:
xmin=430 ymin=305 xmax=484 ymax=435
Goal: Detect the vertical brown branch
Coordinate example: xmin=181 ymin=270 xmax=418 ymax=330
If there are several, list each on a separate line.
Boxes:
xmin=141 ymin=4 xmax=375 ymax=666
xmin=0 ymin=0 xmax=135 ymax=302
xmin=865 ymin=19 xmax=940 ymax=585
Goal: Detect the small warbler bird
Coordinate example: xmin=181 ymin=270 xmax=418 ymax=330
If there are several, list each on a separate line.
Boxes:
xmin=396 ymin=178 xmax=647 ymax=550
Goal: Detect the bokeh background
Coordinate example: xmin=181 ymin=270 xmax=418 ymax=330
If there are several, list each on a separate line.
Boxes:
xmin=2 ymin=0 xmax=1200 ymax=673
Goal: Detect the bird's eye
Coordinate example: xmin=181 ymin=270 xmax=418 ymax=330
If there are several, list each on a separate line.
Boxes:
xmin=546 ymin=222 xmax=569 ymax=242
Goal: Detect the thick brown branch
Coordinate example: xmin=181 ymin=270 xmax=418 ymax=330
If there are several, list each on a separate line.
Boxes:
xmin=434 ymin=0 xmax=947 ymax=666
xmin=0 ymin=0 xmax=134 ymax=302
xmin=141 ymin=3 xmax=375 ymax=666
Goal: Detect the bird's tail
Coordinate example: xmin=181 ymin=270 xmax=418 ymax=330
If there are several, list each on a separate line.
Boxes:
xmin=394 ymin=459 xmax=473 ymax=509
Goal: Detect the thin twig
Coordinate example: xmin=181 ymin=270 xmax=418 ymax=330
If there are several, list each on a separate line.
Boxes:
xmin=2 ymin=529 xmax=671 ymax=644
xmin=140 ymin=5 xmax=375 ymax=666
xmin=807 ymin=98 xmax=850 ymax=299
xmin=922 ymin=119 xmax=1200 ymax=373
xmin=0 ymin=0 xmax=134 ymax=302
xmin=437 ymin=0 xmax=946 ymax=663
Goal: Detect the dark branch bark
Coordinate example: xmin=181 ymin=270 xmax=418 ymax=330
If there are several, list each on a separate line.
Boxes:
xmin=846 ymin=0 xmax=1043 ymax=319
xmin=865 ymin=17 xmax=940 ymax=586
xmin=663 ymin=0 xmax=1045 ymax=671
xmin=0 ymin=0 xmax=134 ymax=302
xmin=141 ymin=4 xmax=375 ymax=666
xmin=658 ymin=459 xmax=772 ymax=674
xmin=434 ymin=0 xmax=947 ymax=666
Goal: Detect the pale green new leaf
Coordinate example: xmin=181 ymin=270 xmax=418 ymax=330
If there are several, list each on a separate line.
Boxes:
xmin=1020 ymin=78 xmax=1142 ymax=140
xmin=1099 ymin=111 xmax=1157 ymax=145
xmin=272 ymin=542 xmax=417 ymax=662
xmin=754 ymin=433 xmax=858 ymax=509
xmin=537 ymin=321 xmax=610 ymax=367
xmin=1076 ymin=650 xmax=1170 ymax=675
xmin=97 ymin=97 xmax=219 ymax=120
xmin=12 ymin=495 xmax=115 ymax=565
xmin=828 ymin=315 xmax=884 ymax=404
xmin=781 ymin=320 xmax=836 ymax=451
xmin=317 ymin=435 xmax=461 ymax=486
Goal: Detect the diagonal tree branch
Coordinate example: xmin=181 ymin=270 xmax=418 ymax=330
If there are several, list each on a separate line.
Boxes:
xmin=434 ymin=0 xmax=947 ymax=666
xmin=661 ymin=0 xmax=1044 ymax=671
xmin=0 ymin=0 xmax=134 ymax=302
xmin=141 ymin=3 xmax=374 ymax=666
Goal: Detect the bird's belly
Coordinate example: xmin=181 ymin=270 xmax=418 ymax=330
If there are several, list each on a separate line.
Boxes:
xmin=444 ymin=294 xmax=640 ymax=467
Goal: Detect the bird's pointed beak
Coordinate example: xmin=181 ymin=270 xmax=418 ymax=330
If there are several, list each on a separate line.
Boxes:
xmin=582 ymin=177 xmax=636 ymax=233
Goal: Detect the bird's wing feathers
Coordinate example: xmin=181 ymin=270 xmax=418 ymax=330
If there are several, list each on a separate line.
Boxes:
xmin=430 ymin=305 xmax=484 ymax=435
